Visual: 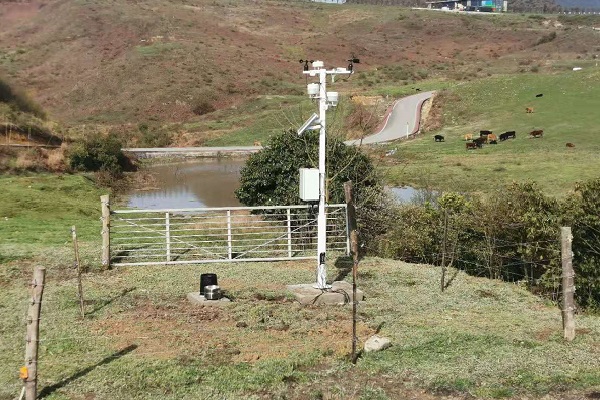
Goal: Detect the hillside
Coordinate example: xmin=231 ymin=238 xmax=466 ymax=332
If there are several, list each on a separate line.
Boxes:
xmin=1 ymin=0 xmax=598 ymax=134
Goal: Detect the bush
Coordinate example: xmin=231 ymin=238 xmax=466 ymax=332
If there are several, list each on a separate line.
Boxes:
xmin=535 ymin=31 xmax=557 ymax=46
xmin=192 ymin=100 xmax=215 ymax=116
xmin=68 ymin=133 xmax=134 ymax=176
xmin=0 ymin=76 xmax=46 ymax=119
xmin=137 ymin=123 xmax=172 ymax=147
xmin=235 ymin=130 xmax=393 ymax=252
xmin=562 ymin=178 xmax=600 ymax=310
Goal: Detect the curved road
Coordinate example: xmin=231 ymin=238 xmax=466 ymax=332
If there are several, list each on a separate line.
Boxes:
xmin=345 ymin=91 xmax=434 ymax=146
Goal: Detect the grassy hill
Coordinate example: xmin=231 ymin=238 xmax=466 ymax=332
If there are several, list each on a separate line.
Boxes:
xmin=1 ymin=0 xmax=598 ymax=129
xmin=382 ymin=68 xmax=600 ymax=196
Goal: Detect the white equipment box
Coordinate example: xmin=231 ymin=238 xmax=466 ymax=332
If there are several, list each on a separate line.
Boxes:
xmin=299 ymin=168 xmax=319 ymax=202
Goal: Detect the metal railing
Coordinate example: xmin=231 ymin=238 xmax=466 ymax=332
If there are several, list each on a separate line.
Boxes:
xmin=106 ymin=204 xmax=349 ymax=266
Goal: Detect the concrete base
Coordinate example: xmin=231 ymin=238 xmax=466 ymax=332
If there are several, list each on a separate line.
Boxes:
xmin=187 ymin=292 xmax=233 ymax=307
xmin=286 ymin=281 xmax=364 ymax=305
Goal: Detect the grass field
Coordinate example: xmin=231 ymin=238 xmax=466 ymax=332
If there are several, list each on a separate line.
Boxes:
xmin=383 ymin=68 xmax=600 ymax=196
xmin=1 ymin=175 xmax=600 ymax=399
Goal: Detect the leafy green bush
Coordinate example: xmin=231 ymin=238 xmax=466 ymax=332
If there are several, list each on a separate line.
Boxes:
xmin=376 ymin=182 xmax=567 ymax=304
xmin=137 ymin=123 xmax=172 ymax=147
xmin=68 ymin=133 xmax=134 ymax=176
xmin=563 ymin=178 xmax=600 ymax=309
xmin=235 ymin=130 xmax=393 ymax=251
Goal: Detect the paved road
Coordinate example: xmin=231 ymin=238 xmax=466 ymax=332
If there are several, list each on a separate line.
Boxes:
xmin=345 ymin=91 xmax=434 ymax=145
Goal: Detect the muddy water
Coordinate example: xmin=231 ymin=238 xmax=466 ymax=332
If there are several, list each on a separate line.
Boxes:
xmin=126 ymin=159 xmax=245 ymax=209
xmin=125 ymin=158 xmax=435 ymax=210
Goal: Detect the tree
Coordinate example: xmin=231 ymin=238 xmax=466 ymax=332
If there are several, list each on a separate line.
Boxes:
xmin=235 ymin=130 xmax=392 ymax=252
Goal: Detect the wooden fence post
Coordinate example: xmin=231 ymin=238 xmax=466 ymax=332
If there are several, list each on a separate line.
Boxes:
xmin=71 ymin=226 xmax=85 ymax=318
xmin=23 ymin=267 xmax=46 ymax=400
xmin=440 ymin=210 xmax=448 ymax=292
xmin=101 ymin=195 xmax=111 ymax=269
xmin=561 ymin=226 xmax=575 ymax=341
xmin=344 ymin=181 xmax=359 ymax=364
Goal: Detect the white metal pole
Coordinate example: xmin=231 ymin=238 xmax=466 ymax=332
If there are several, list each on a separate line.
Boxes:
xmin=316 ymin=66 xmax=329 ymax=289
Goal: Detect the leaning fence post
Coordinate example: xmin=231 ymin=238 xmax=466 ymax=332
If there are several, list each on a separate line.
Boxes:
xmin=344 ymin=181 xmax=359 ymax=364
xmin=22 ymin=267 xmax=46 ymax=400
xmin=71 ymin=226 xmax=85 ymax=318
xmin=561 ymin=226 xmax=575 ymax=341
xmin=165 ymin=212 xmax=171 ymax=262
xmin=100 ymin=195 xmax=111 ymax=269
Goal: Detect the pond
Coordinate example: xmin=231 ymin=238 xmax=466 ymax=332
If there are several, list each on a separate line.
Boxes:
xmin=126 ymin=159 xmax=245 ymax=209
xmin=125 ymin=159 xmax=437 ymax=210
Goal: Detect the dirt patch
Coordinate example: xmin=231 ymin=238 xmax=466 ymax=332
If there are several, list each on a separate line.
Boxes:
xmin=93 ymin=296 xmax=375 ymax=364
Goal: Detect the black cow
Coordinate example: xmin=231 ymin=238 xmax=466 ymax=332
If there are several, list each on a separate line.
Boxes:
xmin=480 ymin=130 xmax=492 ymax=136
xmin=536 ymin=93 xmax=543 ymax=98
xmin=434 ymin=134 xmax=445 ymax=142
xmin=499 ymin=131 xmax=516 ymax=141
xmin=473 ymin=137 xmax=486 ymax=148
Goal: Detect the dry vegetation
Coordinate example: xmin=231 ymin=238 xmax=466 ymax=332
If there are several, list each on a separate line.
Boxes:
xmin=1 ymin=0 xmax=599 ymax=147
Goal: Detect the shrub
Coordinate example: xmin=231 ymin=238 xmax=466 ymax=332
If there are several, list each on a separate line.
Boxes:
xmin=235 ymin=130 xmax=393 ymax=253
xmin=192 ymin=100 xmax=216 ymax=116
xmin=562 ymin=178 xmax=600 ymax=310
xmin=68 ymin=133 xmax=134 ymax=176
xmin=138 ymin=123 xmax=172 ymax=147
xmin=0 ymin=76 xmax=46 ymax=119
xmin=535 ymin=31 xmax=557 ymax=46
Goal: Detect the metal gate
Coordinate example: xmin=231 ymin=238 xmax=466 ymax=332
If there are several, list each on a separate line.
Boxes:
xmin=105 ymin=204 xmax=349 ymax=266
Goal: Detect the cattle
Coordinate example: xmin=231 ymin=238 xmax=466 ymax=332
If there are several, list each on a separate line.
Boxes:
xmin=526 ymin=107 xmax=534 ymax=113
xmin=536 ymin=93 xmax=543 ymax=98
xmin=466 ymin=142 xmax=477 ymax=150
xmin=499 ymin=131 xmax=516 ymax=141
xmin=480 ymin=130 xmax=492 ymax=136
xmin=473 ymin=137 xmax=486 ymax=148
xmin=487 ymin=133 xmax=498 ymax=142
xmin=253 ymin=141 xmax=262 ymax=146
xmin=464 ymin=134 xmax=473 ymax=141
xmin=434 ymin=135 xmax=445 ymax=142
xmin=529 ymin=129 xmax=543 ymax=138
xmin=566 ymin=142 xmax=575 ymax=148
xmin=489 ymin=140 xmax=498 ymax=144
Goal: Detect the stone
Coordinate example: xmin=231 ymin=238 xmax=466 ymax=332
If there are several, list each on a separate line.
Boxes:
xmin=286 ymin=281 xmax=364 ymax=306
xmin=364 ymin=335 xmax=391 ymax=353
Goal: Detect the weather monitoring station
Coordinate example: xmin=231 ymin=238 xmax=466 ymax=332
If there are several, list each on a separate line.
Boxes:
xmin=297 ymin=57 xmax=359 ymax=290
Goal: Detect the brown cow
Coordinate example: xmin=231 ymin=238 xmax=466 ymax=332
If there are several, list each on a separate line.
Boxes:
xmin=466 ymin=142 xmax=477 ymax=150
xmin=566 ymin=142 xmax=575 ymax=148
xmin=487 ymin=133 xmax=498 ymax=142
xmin=464 ymin=134 xmax=473 ymax=141
xmin=253 ymin=141 xmax=262 ymax=146
xmin=526 ymin=107 xmax=534 ymax=113
xmin=529 ymin=129 xmax=543 ymax=138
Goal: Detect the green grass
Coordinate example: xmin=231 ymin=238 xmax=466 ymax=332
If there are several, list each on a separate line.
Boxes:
xmin=1 ymin=175 xmax=599 ymax=399
xmin=0 ymin=174 xmax=106 ymax=263
xmin=385 ymin=69 xmax=600 ymax=195
xmin=1 ymin=256 xmax=600 ymax=399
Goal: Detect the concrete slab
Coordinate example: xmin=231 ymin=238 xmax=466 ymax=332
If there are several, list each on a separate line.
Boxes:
xmin=187 ymin=292 xmax=233 ymax=307
xmin=286 ymin=281 xmax=364 ymax=305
